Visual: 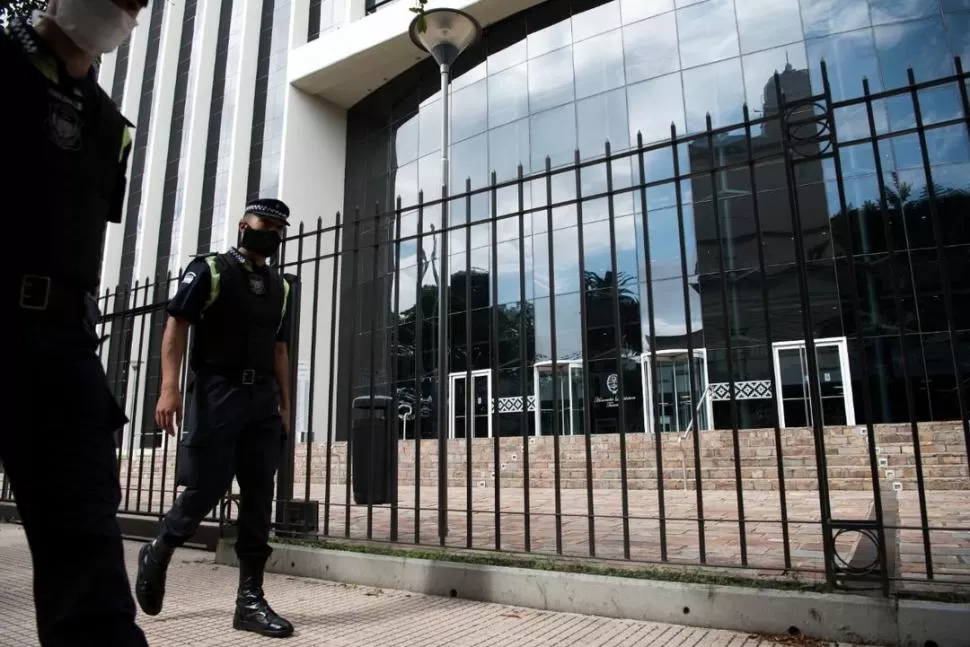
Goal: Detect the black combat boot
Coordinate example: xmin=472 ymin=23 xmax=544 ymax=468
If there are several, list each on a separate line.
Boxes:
xmin=135 ymin=536 xmax=175 ymax=616
xmin=232 ymin=561 xmax=294 ymax=638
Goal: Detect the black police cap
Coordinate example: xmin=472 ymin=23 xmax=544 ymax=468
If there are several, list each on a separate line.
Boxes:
xmin=245 ymin=198 xmax=290 ymax=225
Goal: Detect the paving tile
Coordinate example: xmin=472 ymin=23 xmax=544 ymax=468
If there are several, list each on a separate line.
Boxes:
xmin=0 ymin=523 xmax=864 ymax=646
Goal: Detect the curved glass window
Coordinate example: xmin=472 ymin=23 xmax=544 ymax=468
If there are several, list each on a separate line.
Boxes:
xmin=341 ymin=0 xmax=970 ymax=435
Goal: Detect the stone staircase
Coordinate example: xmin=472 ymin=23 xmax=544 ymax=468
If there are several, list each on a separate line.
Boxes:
xmin=119 ymin=422 xmax=968 ymax=495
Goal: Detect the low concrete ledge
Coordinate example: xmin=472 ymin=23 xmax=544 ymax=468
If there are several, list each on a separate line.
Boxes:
xmin=216 ymin=539 xmax=969 ymax=647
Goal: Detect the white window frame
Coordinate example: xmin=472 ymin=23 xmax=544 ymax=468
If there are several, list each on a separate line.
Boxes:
xmin=532 ymin=360 xmax=585 ymax=437
xmin=772 ymin=336 xmax=856 ymax=428
xmin=640 ymin=348 xmax=712 ymax=435
xmin=448 ymin=370 xmax=493 ymax=440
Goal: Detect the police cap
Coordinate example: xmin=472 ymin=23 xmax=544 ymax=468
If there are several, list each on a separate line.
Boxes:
xmin=245 ymin=198 xmax=290 ymax=225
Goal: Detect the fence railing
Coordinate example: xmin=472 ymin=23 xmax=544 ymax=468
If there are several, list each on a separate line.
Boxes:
xmin=4 ymin=60 xmax=969 ymax=597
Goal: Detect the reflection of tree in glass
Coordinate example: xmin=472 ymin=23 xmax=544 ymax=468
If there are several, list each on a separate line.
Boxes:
xmin=584 ymin=270 xmax=643 ymax=359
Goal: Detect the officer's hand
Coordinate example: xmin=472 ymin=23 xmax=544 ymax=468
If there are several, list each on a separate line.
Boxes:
xmin=279 ymin=404 xmax=291 ymax=436
xmin=156 ymin=385 xmax=183 ymax=436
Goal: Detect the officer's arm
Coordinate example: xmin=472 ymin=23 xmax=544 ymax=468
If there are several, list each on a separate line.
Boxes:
xmin=161 ymin=261 xmax=212 ymax=393
xmin=160 ymin=318 xmax=190 ymax=395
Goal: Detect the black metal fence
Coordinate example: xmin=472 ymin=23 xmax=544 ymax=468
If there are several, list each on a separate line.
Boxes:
xmin=3 ymin=60 xmax=969 ymax=596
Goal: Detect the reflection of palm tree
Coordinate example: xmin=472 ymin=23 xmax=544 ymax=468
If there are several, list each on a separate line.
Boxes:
xmin=584 ymin=270 xmax=642 ymax=356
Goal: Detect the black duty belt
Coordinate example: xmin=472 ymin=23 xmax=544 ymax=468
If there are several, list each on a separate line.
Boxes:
xmin=16 ymin=274 xmax=88 ymax=321
xmin=199 ymin=366 xmax=274 ymax=386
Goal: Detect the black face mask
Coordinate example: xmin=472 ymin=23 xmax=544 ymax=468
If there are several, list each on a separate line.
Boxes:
xmin=239 ymin=227 xmax=282 ymax=258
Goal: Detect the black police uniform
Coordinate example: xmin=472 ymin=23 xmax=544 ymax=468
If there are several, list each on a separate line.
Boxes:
xmin=2 ymin=17 xmax=148 ymax=647
xmin=136 ymin=225 xmax=296 ymax=637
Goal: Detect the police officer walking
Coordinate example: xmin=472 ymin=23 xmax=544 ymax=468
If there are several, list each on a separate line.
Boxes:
xmin=4 ymin=1 xmax=150 ymax=645
xmin=137 ymin=198 xmax=296 ymax=638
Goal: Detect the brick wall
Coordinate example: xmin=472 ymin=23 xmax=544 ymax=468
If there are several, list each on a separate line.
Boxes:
xmin=122 ymin=422 xmax=969 ymax=494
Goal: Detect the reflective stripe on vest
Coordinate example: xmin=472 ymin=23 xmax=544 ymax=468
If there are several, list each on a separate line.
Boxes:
xmin=202 ymin=255 xmax=288 ymax=328
xmin=203 ymin=256 xmax=221 ymax=311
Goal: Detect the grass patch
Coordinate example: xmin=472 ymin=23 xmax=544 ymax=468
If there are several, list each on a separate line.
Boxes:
xmin=269 ymin=535 xmax=828 ymax=594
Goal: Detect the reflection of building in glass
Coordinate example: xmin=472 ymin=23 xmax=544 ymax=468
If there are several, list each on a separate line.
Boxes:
xmin=336 ymin=0 xmax=970 ymax=442
xmin=96 ymin=0 xmax=970 ymax=449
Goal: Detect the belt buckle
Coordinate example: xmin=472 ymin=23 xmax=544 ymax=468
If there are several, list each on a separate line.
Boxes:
xmin=241 ymin=369 xmax=256 ymax=385
xmin=20 ymin=275 xmax=51 ymax=311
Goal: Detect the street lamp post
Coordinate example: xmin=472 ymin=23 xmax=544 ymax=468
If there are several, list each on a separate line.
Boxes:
xmin=409 ymin=7 xmax=482 ymax=545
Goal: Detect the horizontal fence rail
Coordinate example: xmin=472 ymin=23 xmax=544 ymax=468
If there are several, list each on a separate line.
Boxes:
xmin=4 ymin=61 xmax=970 ymax=597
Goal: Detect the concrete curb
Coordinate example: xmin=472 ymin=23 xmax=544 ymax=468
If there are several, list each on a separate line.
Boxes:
xmin=216 ymin=540 xmax=969 ymax=647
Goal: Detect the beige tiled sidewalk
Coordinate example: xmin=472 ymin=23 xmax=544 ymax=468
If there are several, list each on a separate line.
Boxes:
xmin=0 ymin=524 xmax=859 ymax=647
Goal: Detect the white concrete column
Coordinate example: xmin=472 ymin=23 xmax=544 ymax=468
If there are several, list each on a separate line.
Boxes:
xmin=101 ymin=24 xmax=150 ymax=292
xmin=342 ymin=0 xmax=366 ymax=24
xmin=171 ymin=0 xmax=224 ymax=264
xmin=278 ymin=86 xmax=348 ymax=443
xmin=291 ymin=0 xmax=311 ymax=48
xmin=218 ymin=0 xmax=265 ymax=247
xmin=133 ymin=0 xmax=187 ymax=282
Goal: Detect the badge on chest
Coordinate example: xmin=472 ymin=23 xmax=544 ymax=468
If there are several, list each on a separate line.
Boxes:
xmin=47 ymin=100 xmax=83 ymax=151
xmin=247 ymin=272 xmax=267 ymax=296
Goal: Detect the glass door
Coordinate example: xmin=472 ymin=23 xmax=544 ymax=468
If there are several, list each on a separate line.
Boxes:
xmin=642 ymin=350 xmax=710 ymax=434
xmin=773 ymin=337 xmax=855 ymax=428
xmin=449 ymin=370 xmax=493 ymax=439
xmin=533 ymin=361 xmax=585 ymax=436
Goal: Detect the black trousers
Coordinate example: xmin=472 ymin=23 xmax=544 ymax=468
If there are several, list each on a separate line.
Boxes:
xmin=6 ymin=325 xmax=148 ymax=647
xmin=161 ymin=372 xmax=283 ymax=567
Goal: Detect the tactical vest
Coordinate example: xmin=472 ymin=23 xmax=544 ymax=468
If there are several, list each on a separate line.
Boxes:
xmin=2 ymin=27 xmax=127 ymax=293
xmin=190 ymin=253 xmax=290 ymax=374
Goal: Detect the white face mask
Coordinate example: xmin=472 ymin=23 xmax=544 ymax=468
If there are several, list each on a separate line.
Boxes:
xmin=41 ymin=0 xmax=139 ymax=55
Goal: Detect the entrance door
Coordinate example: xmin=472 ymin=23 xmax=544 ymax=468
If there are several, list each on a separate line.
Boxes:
xmin=773 ymin=337 xmax=855 ymax=428
xmin=642 ymin=350 xmax=710 ymax=434
xmin=533 ymin=361 xmax=585 ymax=436
xmin=449 ymin=370 xmax=493 ymax=439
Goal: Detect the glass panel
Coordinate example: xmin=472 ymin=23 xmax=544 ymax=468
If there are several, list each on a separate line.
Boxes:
xmin=873 ymin=15 xmax=953 ymax=89
xmin=945 ymin=12 xmax=970 ymax=63
xmin=572 ymin=0 xmax=621 ymax=42
xmin=454 ymin=377 xmax=467 ymax=439
xmin=576 ymin=88 xmax=630 ymax=160
xmin=620 ymin=0 xmax=674 ymax=23
xmin=489 ymin=117 xmax=530 ymax=182
xmin=622 ymin=11 xmax=680 ymax=84
xmin=528 ymin=17 xmax=572 ymax=59
xmin=869 ymin=0 xmax=940 ymax=25
xmin=778 ymin=347 xmax=806 ymax=398
xmin=574 ymin=29 xmax=626 ymax=100
xmin=677 ymin=0 xmax=739 ymax=69
xmin=473 ymin=374 xmax=490 ymax=438
xmin=627 ymin=72 xmax=686 ymax=145
xmin=394 ymin=115 xmax=419 ymax=166
xmin=488 ymin=62 xmax=529 ymax=128
xmin=451 ymin=78 xmax=488 ymax=143
xmin=799 ymin=0 xmax=870 ymax=38
xmin=816 ymin=345 xmax=845 ymax=398
xmin=530 ymin=104 xmax=577 ymax=171
xmin=418 ymin=99 xmax=442 ymax=157
xmin=806 ymin=28 xmax=883 ymax=101
xmin=528 ymin=46 xmax=576 ymax=113
xmin=682 ymin=57 xmax=745 ymax=133
xmin=742 ymin=43 xmax=809 ymax=114
xmin=735 ymin=0 xmax=803 ymax=54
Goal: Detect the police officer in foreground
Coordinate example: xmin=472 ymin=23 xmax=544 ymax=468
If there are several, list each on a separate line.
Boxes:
xmin=137 ymin=198 xmax=296 ymax=638
xmin=4 ymin=1 xmax=150 ymax=645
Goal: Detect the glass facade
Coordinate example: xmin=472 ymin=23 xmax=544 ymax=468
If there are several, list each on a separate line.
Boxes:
xmin=340 ymin=0 xmax=970 ymax=440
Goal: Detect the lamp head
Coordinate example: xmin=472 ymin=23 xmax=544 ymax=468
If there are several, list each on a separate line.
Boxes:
xmin=408 ymin=8 xmax=481 ymax=68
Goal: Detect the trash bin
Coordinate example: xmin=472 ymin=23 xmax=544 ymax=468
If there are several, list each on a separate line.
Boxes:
xmin=351 ymin=395 xmax=395 ymax=505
